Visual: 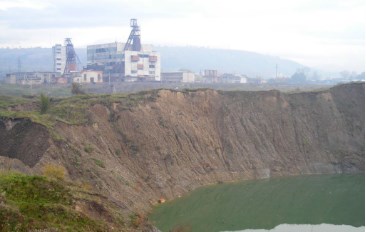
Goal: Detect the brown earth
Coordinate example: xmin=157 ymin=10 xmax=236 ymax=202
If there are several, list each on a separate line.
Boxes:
xmin=0 ymin=118 xmax=49 ymax=167
xmin=0 ymin=82 xmax=364 ymax=217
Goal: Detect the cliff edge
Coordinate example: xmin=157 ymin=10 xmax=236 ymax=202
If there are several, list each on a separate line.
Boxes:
xmin=0 ymin=83 xmax=364 ymax=214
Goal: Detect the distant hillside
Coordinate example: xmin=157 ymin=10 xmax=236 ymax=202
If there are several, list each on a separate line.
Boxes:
xmin=157 ymin=46 xmax=305 ymax=77
xmin=0 ymin=46 xmax=304 ymax=78
xmin=0 ymin=48 xmax=86 ymax=77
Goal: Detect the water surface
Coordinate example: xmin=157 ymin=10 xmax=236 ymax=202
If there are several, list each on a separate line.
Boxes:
xmin=150 ymin=174 xmax=364 ymax=232
xmin=223 ymin=223 xmax=365 ymax=232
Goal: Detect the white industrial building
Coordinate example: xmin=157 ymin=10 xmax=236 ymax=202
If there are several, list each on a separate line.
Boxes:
xmin=220 ymin=73 xmax=248 ymax=84
xmin=124 ymin=50 xmax=160 ymax=81
xmin=161 ymin=71 xmax=195 ymax=83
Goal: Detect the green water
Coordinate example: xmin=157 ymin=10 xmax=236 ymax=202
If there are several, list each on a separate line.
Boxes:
xmin=149 ymin=174 xmax=365 ymax=232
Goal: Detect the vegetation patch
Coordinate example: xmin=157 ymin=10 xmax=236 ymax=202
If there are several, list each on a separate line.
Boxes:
xmin=84 ymin=144 xmax=94 ymax=153
xmin=0 ymin=172 xmax=126 ymax=231
xmin=115 ymin=148 xmax=122 ymax=157
xmin=0 ymin=95 xmax=29 ymax=109
xmin=40 ymin=93 xmax=50 ymax=114
xmin=92 ymin=158 xmax=105 ymax=168
xmin=42 ymin=164 xmax=67 ymax=181
xmin=129 ymin=213 xmax=145 ymax=228
xmin=0 ymin=172 xmax=71 ymax=207
xmin=0 ymin=90 xmax=158 ymax=129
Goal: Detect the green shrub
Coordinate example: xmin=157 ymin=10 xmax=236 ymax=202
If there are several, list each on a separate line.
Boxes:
xmin=71 ymin=83 xmax=85 ymax=95
xmin=42 ymin=164 xmax=66 ymax=181
xmin=40 ymin=93 xmax=50 ymax=114
xmin=115 ymin=149 xmax=122 ymax=156
xmin=84 ymin=144 xmax=94 ymax=153
xmin=92 ymin=159 xmax=105 ymax=168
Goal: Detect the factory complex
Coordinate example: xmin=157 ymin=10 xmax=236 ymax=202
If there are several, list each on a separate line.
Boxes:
xmin=4 ymin=19 xmax=249 ymax=86
xmin=52 ymin=19 xmax=161 ymax=83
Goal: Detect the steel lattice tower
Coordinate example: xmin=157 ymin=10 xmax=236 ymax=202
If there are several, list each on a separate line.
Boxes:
xmin=63 ymin=38 xmax=77 ymax=75
xmin=124 ymin=19 xmax=142 ymax=51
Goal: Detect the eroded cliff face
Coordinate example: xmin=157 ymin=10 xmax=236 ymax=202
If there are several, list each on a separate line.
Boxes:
xmin=0 ymin=119 xmax=49 ymax=169
xmin=0 ymin=83 xmax=364 ymax=213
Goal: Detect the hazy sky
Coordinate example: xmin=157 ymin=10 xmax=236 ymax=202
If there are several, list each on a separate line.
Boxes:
xmin=0 ymin=0 xmax=364 ymax=72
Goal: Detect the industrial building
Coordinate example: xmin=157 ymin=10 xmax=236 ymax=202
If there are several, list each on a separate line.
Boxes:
xmin=203 ymin=69 xmax=219 ymax=83
xmin=5 ymin=72 xmax=60 ymax=85
xmin=73 ymin=70 xmax=103 ymax=84
xmin=86 ymin=19 xmax=161 ymax=82
xmin=161 ymin=71 xmax=195 ymax=83
xmin=220 ymin=73 xmax=248 ymax=84
xmin=52 ymin=38 xmax=81 ymax=80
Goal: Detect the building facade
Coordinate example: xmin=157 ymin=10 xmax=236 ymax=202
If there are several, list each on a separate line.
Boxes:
xmin=5 ymin=72 xmax=60 ymax=85
xmin=161 ymin=71 xmax=195 ymax=83
xmin=203 ymin=69 xmax=219 ymax=83
xmin=220 ymin=73 xmax=248 ymax=83
xmin=73 ymin=70 xmax=103 ymax=83
xmin=124 ymin=50 xmax=160 ymax=81
xmin=52 ymin=44 xmax=66 ymax=74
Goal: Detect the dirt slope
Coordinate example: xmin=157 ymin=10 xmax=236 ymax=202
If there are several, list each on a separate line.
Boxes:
xmin=0 ymin=83 xmax=364 ymax=214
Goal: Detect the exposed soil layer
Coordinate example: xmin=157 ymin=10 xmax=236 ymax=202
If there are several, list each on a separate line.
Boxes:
xmin=0 ymin=119 xmax=49 ymax=167
xmin=0 ymin=83 xmax=364 ymax=214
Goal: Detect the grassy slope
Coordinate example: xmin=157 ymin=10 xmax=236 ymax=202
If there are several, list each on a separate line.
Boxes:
xmin=0 ymin=172 xmax=127 ymax=232
xmin=0 ymin=91 xmax=151 ymax=132
xmin=150 ymin=174 xmax=365 ymax=232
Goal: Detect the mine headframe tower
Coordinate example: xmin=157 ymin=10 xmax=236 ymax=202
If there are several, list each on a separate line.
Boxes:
xmin=124 ymin=19 xmax=142 ymax=51
xmin=63 ymin=38 xmax=78 ymax=76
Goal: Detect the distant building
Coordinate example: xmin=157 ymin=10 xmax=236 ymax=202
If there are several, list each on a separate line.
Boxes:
xmin=247 ymin=77 xmax=267 ymax=84
xmin=73 ymin=70 xmax=103 ymax=83
xmin=124 ymin=49 xmax=160 ymax=81
xmin=52 ymin=44 xmax=66 ymax=74
xmin=87 ymin=42 xmax=160 ymax=82
xmin=87 ymin=42 xmax=124 ymax=76
xmin=220 ymin=73 xmax=248 ymax=84
xmin=5 ymin=72 xmax=59 ymax=85
xmin=5 ymin=74 xmax=16 ymax=84
xmin=203 ymin=69 xmax=219 ymax=83
xmin=52 ymin=38 xmax=79 ymax=81
xmin=86 ymin=19 xmax=160 ymax=82
xmin=161 ymin=71 xmax=195 ymax=83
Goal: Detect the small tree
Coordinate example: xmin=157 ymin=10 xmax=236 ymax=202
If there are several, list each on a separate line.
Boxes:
xmin=40 ymin=93 xmax=50 ymax=114
xmin=290 ymin=70 xmax=307 ymax=84
xmin=71 ymin=83 xmax=85 ymax=95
